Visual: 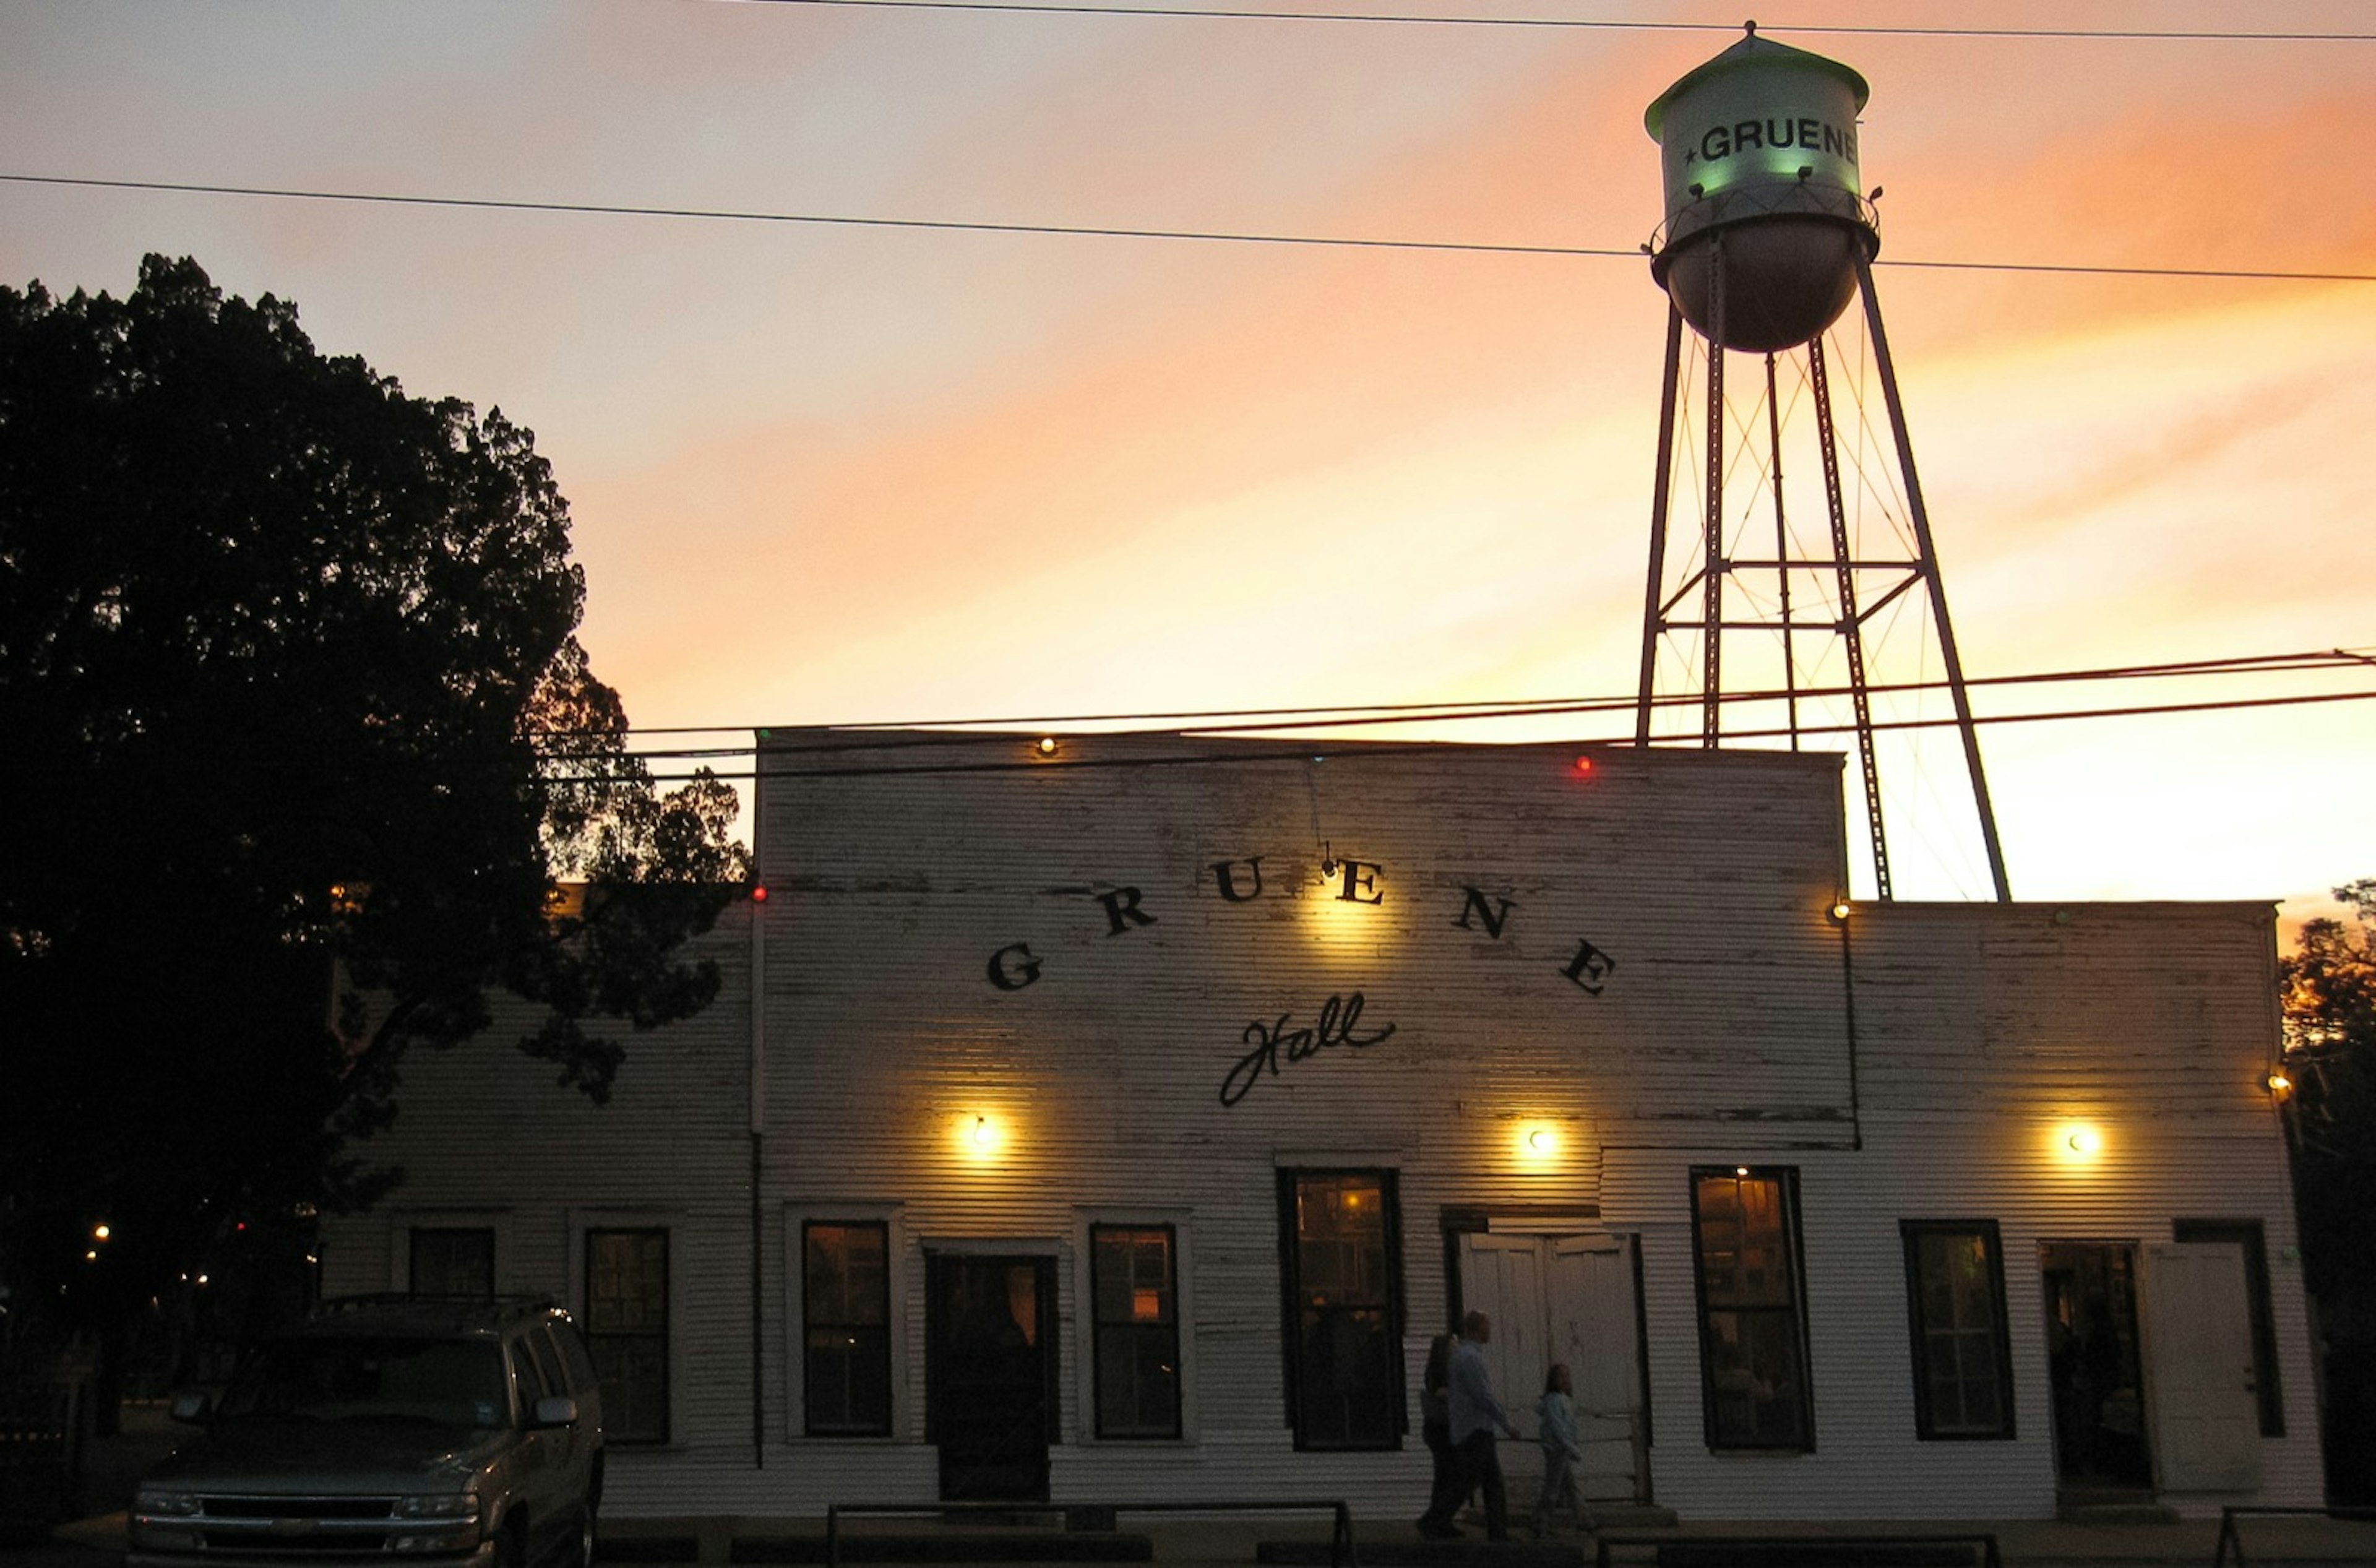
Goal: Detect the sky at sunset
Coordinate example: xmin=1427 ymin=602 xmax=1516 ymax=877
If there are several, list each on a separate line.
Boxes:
xmin=4 ymin=0 xmax=2372 ymax=915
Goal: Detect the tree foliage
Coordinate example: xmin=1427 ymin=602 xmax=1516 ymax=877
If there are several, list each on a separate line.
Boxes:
xmin=0 ymin=257 xmax=747 ymax=1314
xmin=2280 ymin=878 xmax=2376 ymax=1286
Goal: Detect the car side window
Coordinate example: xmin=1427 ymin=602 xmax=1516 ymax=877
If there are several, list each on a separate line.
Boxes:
xmin=548 ymin=1320 xmax=600 ymax=1397
xmin=509 ymin=1337 xmax=552 ymax=1414
xmin=524 ymin=1327 xmax=568 ymax=1402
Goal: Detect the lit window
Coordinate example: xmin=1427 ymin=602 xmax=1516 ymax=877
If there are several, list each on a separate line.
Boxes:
xmin=1690 ymin=1168 xmax=1812 ymax=1450
xmin=1090 ymin=1226 xmax=1181 ymax=1438
xmin=1280 ymin=1171 xmax=1403 ymax=1450
xmin=804 ymin=1222 xmax=892 ymax=1436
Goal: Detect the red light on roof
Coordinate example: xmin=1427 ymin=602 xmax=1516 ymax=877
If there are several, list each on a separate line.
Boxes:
xmin=751 ymin=885 xmax=770 ymax=903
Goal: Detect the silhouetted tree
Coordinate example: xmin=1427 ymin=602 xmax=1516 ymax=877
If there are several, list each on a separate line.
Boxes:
xmin=2278 ymin=877 xmax=2376 ymax=1503
xmin=0 ymin=257 xmax=747 ymax=1384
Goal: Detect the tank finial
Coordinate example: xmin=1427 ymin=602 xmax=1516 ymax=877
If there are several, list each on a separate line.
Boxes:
xmin=1744 ymin=20 xmax=1757 ymax=36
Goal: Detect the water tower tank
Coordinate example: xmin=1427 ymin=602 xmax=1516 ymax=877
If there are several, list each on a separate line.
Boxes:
xmin=1645 ymin=25 xmax=1877 ymax=353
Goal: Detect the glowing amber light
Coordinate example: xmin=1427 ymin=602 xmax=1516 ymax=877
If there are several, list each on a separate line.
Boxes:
xmin=1519 ymin=1124 xmax=1561 ymax=1160
xmin=2060 ymin=1124 xmax=2104 ymax=1161
xmin=959 ymin=1113 xmax=1008 ymax=1159
xmin=2266 ymin=1072 xmax=2293 ymax=1098
xmin=1036 ymin=736 xmax=1059 ymax=756
xmin=1829 ymin=900 xmax=1853 ymax=923
xmin=92 ymin=1224 xmax=111 ymax=1242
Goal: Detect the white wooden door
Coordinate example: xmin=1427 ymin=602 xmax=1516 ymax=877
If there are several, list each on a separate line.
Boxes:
xmin=1458 ymin=1233 xmax=1549 ymax=1486
xmin=2140 ymin=1242 xmax=2262 ymax=1491
xmin=1550 ymin=1234 xmax=1643 ymax=1502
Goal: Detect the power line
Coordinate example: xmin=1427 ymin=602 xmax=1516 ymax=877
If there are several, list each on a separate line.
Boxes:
xmin=549 ymin=684 xmax=2376 ymax=785
xmin=7 ymin=174 xmax=2373 ymax=284
xmin=736 ymin=0 xmax=2376 ymax=45
xmin=544 ymin=646 xmax=2375 ymax=745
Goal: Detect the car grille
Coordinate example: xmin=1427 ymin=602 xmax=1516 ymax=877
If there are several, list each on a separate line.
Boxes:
xmin=189 ymin=1495 xmax=405 ymax=1554
xmin=202 ymin=1497 xmax=398 ymax=1519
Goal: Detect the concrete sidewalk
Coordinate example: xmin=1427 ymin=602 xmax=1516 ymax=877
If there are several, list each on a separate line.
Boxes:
xmin=22 ymin=1502 xmax=2374 ymax=1568
xmin=588 ymin=1509 xmax=2376 ymax=1568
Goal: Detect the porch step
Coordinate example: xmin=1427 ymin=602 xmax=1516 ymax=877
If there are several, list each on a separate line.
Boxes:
xmin=728 ymin=1533 xmax=1155 ymax=1564
xmin=2053 ymin=1501 xmax=2180 ymax=1525
xmin=1256 ymin=1543 xmax=1584 ymax=1567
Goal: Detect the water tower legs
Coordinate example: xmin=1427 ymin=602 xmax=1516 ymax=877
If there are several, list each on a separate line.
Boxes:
xmin=1633 ymin=262 xmax=2012 ymax=903
xmin=1853 ymin=254 xmax=2012 ymax=902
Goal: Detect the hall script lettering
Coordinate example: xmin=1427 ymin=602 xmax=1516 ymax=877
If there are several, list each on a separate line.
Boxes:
xmin=1218 ymin=993 xmax=1397 ymax=1108
xmin=983 ymin=859 xmax=1617 ymax=998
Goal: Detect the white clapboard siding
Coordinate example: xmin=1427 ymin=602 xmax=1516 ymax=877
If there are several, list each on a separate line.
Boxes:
xmin=322 ymin=731 xmax=2317 ymax=1522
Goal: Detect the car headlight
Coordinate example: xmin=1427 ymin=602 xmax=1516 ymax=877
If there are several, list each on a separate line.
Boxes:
xmin=394 ymin=1491 xmax=480 ymax=1522
xmin=134 ymin=1488 xmax=201 ymax=1517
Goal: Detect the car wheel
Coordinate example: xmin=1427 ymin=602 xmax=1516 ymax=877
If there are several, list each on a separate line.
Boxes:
xmin=494 ymin=1515 xmax=528 ymax=1568
xmin=564 ymin=1502 xmax=596 ymax=1568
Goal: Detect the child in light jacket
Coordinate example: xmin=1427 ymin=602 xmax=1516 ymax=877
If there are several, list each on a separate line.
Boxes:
xmin=1533 ymin=1363 xmax=1586 ymax=1536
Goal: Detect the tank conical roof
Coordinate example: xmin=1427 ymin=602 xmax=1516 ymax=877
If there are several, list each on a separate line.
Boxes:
xmin=1643 ymin=26 xmax=1870 ymax=142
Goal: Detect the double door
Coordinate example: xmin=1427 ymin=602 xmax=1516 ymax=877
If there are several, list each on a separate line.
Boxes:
xmin=1457 ymin=1231 xmax=1648 ymax=1503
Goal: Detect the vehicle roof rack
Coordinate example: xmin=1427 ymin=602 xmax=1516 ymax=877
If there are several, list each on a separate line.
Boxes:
xmin=305 ymin=1293 xmax=571 ymax=1333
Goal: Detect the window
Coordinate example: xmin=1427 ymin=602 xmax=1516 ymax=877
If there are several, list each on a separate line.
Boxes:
xmin=1090 ymin=1225 xmax=1181 ymax=1438
xmin=1278 ymin=1171 xmax=1403 ymax=1450
xmin=1689 ymin=1168 xmax=1812 ymax=1450
xmin=1900 ymin=1220 xmax=2015 ymax=1439
xmin=585 ymin=1228 xmax=669 ymax=1444
xmin=2174 ymin=1218 xmax=2284 ymax=1436
xmin=804 ymin=1221 xmax=892 ymax=1436
xmin=409 ymin=1228 xmax=493 ymax=1299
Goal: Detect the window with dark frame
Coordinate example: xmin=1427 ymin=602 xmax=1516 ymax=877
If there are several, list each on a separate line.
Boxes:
xmin=584 ymin=1228 xmax=669 ymax=1444
xmin=1689 ymin=1168 xmax=1813 ymax=1451
xmin=2173 ymin=1218 xmax=2284 ymax=1436
xmin=1278 ymin=1171 xmax=1403 ymax=1451
xmin=408 ymin=1227 xmax=493 ymax=1300
xmin=1900 ymin=1220 xmax=2016 ymax=1440
xmin=1090 ymin=1225 xmax=1181 ymax=1439
xmin=803 ymin=1221 xmax=892 ymax=1436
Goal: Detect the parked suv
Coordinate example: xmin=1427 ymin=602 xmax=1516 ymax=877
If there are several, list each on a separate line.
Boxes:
xmin=129 ymin=1296 xmax=605 ymax=1568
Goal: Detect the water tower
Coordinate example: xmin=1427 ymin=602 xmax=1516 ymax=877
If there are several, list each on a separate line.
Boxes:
xmin=1632 ymin=24 xmax=2010 ymax=902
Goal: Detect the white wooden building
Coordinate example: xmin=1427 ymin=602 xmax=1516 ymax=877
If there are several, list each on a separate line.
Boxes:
xmin=322 ymin=730 xmax=2320 ymax=1521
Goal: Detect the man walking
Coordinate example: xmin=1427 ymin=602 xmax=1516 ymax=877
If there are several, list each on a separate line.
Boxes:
xmin=1421 ymin=1309 xmax=1520 ymax=1540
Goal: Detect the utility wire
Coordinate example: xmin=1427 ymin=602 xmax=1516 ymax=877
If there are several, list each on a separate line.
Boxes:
xmin=738 ymin=0 xmax=2376 ymax=44
xmin=546 ymin=684 xmax=2376 ymax=785
xmin=539 ymin=646 xmax=2376 ymax=745
xmin=7 ymin=174 xmax=2372 ymax=284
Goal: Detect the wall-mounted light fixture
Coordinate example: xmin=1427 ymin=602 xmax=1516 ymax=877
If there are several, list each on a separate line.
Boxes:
xmin=1518 ymin=1123 xmax=1562 ymax=1161
xmin=958 ymin=1113 xmax=1007 ymax=1160
xmin=750 ymin=884 xmax=769 ymax=904
xmin=1035 ymin=736 xmax=1059 ymax=756
xmin=2266 ymin=1072 xmax=2294 ymax=1101
xmin=1572 ymin=756 xmax=1596 ymax=777
xmin=2057 ymin=1122 xmax=2104 ymax=1164
xmin=1827 ymin=900 xmax=1852 ymax=923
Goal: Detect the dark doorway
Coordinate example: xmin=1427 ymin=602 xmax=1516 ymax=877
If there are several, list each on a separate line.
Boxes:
xmin=2039 ymin=1241 xmax=2153 ymax=1494
xmin=926 ymin=1254 xmax=1057 ymax=1501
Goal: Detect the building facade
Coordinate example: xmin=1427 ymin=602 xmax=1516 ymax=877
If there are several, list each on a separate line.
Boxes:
xmin=322 ymin=730 xmax=2320 ymax=1520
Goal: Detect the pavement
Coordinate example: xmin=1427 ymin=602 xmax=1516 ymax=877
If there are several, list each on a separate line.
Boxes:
xmin=11 ymin=1406 xmax=2370 ymax=1568
xmin=11 ymin=1507 xmax=2376 ymax=1568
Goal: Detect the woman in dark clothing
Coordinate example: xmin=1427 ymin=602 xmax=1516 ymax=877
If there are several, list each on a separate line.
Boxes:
xmin=1416 ymin=1333 xmax=1463 ymax=1538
